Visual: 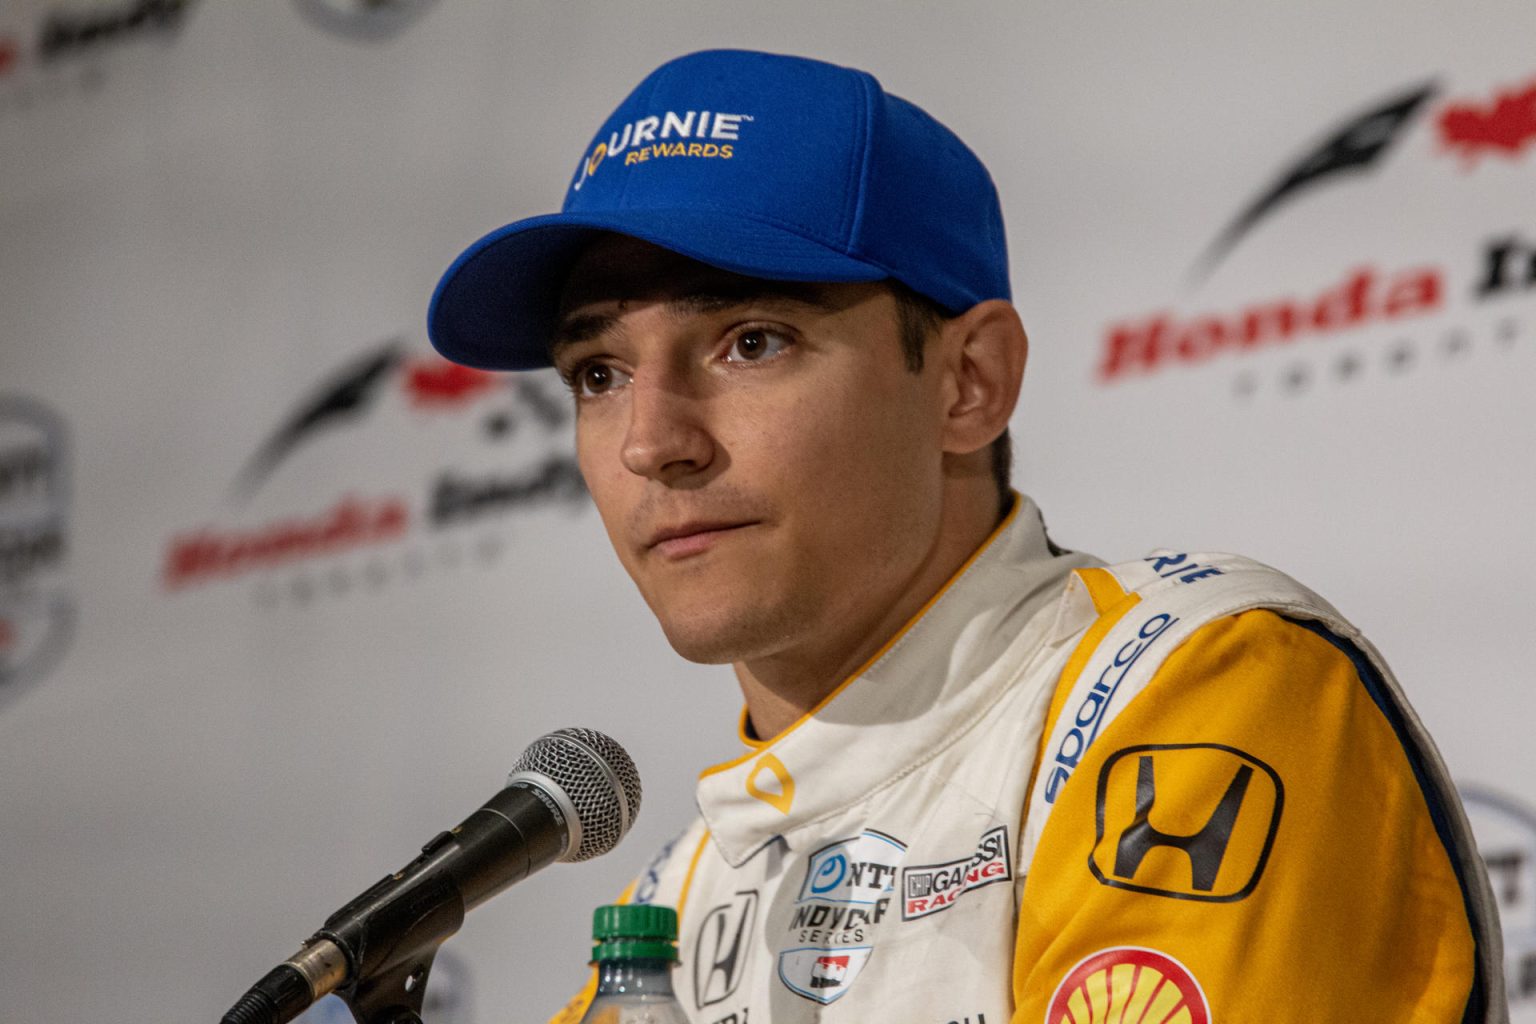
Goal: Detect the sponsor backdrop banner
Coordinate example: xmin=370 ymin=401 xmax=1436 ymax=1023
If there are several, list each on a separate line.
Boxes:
xmin=1 ymin=1 xmax=1531 ymax=1021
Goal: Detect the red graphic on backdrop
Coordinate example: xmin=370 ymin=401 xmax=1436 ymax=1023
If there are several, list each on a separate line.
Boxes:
xmin=1098 ymin=263 xmax=1443 ymax=382
xmin=403 ymin=359 xmax=500 ymax=407
xmin=0 ymin=617 xmax=13 ymax=652
xmin=0 ymin=36 xmax=19 ymax=77
xmin=1438 ymin=77 xmax=1536 ymax=164
xmin=162 ymin=494 xmax=410 ymax=589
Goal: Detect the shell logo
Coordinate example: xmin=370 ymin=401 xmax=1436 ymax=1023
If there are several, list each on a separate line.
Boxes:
xmin=1045 ymin=947 xmax=1209 ymax=1024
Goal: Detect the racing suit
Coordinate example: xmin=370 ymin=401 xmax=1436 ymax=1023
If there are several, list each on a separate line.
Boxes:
xmin=551 ymin=495 xmax=1505 ymax=1023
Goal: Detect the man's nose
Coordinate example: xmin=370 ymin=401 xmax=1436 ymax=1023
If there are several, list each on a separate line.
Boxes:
xmin=619 ymin=373 xmax=714 ymax=482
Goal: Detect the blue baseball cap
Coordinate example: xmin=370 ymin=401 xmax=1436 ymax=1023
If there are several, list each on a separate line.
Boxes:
xmin=428 ymin=49 xmax=1010 ymax=370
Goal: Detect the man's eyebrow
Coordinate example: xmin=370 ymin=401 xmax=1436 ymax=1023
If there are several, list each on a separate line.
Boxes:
xmin=550 ymin=313 xmax=618 ymax=355
xmin=550 ymin=282 xmax=841 ymax=356
xmin=665 ymin=281 xmax=840 ymax=316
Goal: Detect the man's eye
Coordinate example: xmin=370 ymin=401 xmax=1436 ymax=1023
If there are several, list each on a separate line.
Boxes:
xmin=570 ymin=362 xmax=631 ymax=398
xmin=724 ymin=328 xmax=792 ymax=363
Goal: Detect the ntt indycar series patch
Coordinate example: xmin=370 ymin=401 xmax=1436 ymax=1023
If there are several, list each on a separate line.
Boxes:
xmin=548 ymin=495 xmax=1503 ymax=1023
xmin=778 ymin=830 xmax=904 ymax=1004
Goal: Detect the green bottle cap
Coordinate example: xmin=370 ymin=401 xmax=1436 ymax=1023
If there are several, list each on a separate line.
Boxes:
xmin=589 ymin=903 xmax=679 ymax=963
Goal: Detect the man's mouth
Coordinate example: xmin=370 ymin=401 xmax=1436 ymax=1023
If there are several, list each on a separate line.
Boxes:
xmin=646 ymin=520 xmax=760 ymax=559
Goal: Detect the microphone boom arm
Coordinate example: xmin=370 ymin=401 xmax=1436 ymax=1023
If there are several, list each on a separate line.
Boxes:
xmin=219 ymin=728 xmax=637 ymax=1024
xmin=331 ymin=783 xmax=568 ymax=1024
xmin=225 ymin=786 xmax=568 ymax=1024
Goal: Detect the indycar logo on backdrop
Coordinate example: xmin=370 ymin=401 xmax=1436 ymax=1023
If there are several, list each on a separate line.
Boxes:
xmin=160 ymin=339 xmax=585 ymax=604
xmin=1461 ymin=786 xmax=1536 ymax=1005
xmin=0 ymin=0 xmax=198 ymax=114
xmin=1097 ymin=69 xmax=1536 ymax=389
xmin=1045 ymin=947 xmax=1209 ymax=1024
xmin=0 ymin=397 xmax=76 ymax=710
xmin=901 ymin=825 xmax=1012 ymax=920
xmin=1093 ymin=744 xmax=1283 ymax=902
xmin=291 ymin=0 xmax=438 ymax=41
xmin=780 ymin=830 xmax=904 ymax=1004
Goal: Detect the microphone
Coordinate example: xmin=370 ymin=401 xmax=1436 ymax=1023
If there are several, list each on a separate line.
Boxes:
xmin=220 ymin=728 xmax=641 ymax=1024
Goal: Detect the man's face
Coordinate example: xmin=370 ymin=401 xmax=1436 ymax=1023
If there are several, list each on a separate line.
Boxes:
xmin=553 ymin=235 xmax=950 ymax=667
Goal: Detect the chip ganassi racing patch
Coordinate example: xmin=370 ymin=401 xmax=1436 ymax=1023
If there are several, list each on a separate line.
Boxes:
xmin=901 ymin=825 xmax=1013 ymax=920
xmin=1044 ymin=947 xmax=1209 ymax=1024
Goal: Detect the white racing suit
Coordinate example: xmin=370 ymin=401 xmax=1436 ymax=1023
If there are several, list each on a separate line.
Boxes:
xmin=551 ymin=495 xmax=1506 ymax=1023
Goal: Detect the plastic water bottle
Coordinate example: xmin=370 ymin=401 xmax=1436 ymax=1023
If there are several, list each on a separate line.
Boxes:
xmin=578 ymin=904 xmax=689 ymax=1024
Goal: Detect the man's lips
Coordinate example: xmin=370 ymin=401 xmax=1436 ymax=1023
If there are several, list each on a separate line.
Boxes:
xmin=645 ymin=520 xmax=760 ymax=558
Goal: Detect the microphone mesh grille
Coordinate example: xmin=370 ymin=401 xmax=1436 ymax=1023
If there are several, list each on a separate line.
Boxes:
xmin=513 ymin=728 xmax=642 ymax=862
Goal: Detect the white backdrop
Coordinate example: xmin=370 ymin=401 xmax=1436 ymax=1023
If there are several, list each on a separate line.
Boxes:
xmin=1 ymin=2 xmax=1532 ymax=1022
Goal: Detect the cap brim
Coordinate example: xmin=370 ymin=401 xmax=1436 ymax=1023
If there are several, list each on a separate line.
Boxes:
xmin=427 ymin=210 xmax=892 ymax=370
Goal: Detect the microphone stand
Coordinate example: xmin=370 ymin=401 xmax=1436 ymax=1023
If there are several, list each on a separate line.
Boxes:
xmin=224 ymin=725 xmax=637 ymax=1024
xmin=322 ymin=840 xmax=467 ymax=1024
xmin=223 ymin=862 xmax=460 ymax=1024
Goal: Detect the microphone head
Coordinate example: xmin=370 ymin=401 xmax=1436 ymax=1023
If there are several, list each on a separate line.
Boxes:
xmin=508 ymin=728 xmax=642 ymax=862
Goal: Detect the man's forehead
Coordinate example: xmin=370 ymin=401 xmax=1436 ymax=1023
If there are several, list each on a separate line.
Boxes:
xmin=556 ymin=234 xmax=854 ymax=317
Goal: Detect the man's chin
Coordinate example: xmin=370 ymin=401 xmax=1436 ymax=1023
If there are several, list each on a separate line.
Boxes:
xmin=657 ymin=623 xmax=760 ymax=666
xmin=653 ymin=607 xmax=796 ymax=666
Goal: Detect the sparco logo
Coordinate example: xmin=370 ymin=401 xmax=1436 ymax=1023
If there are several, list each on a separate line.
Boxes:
xmin=1044 ymin=612 xmax=1177 ymax=805
xmin=160 ymin=340 xmax=585 ymax=604
xmin=0 ymin=396 xmax=76 ymax=709
xmin=292 ymin=0 xmax=438 ymax=41
xmin=694 ymin=890 xmax=757 ymax=1010
xmin=1461 ymin=786 xmax=1536 ymax=1004
xmin=901 ymin=825 xmax=1012 ymax=920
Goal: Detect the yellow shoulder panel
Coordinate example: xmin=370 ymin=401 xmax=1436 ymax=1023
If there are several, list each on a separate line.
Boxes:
xmin=1013 ymin=610 xmax=1476 ymax=1022
xmin=1023 ymin=570 xmax=1141 ymax=820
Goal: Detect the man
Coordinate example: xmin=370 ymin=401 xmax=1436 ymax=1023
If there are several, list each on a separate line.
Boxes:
xmin=429 ymin=50 xmax=1506 ymax=1023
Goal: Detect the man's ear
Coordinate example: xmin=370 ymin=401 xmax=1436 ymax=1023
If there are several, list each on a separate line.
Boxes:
xmin=937 ymin=299 xmax=1028 ymax=455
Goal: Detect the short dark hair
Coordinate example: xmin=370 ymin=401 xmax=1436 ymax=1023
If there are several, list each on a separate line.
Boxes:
xmin=888 ymin=281 xmax=1014 ymax=516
